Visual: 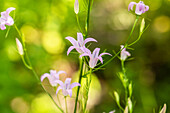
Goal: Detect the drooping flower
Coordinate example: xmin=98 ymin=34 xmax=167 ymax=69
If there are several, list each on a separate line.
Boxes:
xmin=41 ymin=70 xmax=66 ymax=87
xmin=120 ymin=45 xmax=131 ymax=61
xmin=16 ymin=38 xmax=24 ymax=55
xmin=128 ymin=1 xmax=149 ymax=15
xmin=65 ymin=32 xmax=97 ymax=55
xmin=56 ymin=78 xmax=81 ymax=97
xmin=0 ymin=7 xmax=15 ymax=30
xmin=80 ymin=48 xmax=112 ymax=68
xmin=74 ymin=0 xmax=79 ymax=14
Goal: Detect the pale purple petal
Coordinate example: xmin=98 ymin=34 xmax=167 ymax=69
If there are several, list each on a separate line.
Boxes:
xmin=89 ymin=58 xmax=98 ymax=68
xmin=135 ymin=1 xmax=145 ymax=15
xmin=65 ymin=78 xmax=71 ymax=85
xmin=6 ymin=7 xmax=15 ymax=15
xmin=98 ymin=56 xmax=103 ymax=64
xmin=0 ymin=24 xmax=6 ymax=30
xmin=84 ymin=38 xmax=97 ymax=45
xmin=70 ymin=83 xmax=81 ymax=89
xmin=56 ymin=86 xmax=63 ymax=95
xmin=83 ymin=47 xmax=91 ymax=54
xmin=57 ymin=71 xmax=67 ymax=76
xmin=62 ymin=89 xmax=69 ymax=96
xmin=99 ymin=53 xmax=112 ymax=57
xmin=67 ymin=46 xmax=75 ymax=55
xmin=41 ymin=73 xmax=51 ymax=82
xmin=128 ymin=2 xmax=136 ymax=11
xmin=93 ymin=48 xmax=100 ymax=58
xmin=77 ymin=32 xmax=84 ymax=45
xmin=65 ymin=36 xmax=78 ymax=46
xmin=125 ymin=51 xmax=131 ymax=56
xmin=144 ymin=5 xmax=149 ymax=13
xmin=67 ymin=89 xmax=72 ymax=97
xmin=80 ymin=53 xmax=90 ymax=58
xmin=6 ymin=16 xmax=14 ymax=26
xmin=55 ymin=80 xmax=64 ymax=87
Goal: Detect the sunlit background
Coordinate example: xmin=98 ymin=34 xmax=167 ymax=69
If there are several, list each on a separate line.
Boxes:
xmin=0 ymin=0 xmax=170 ymax=113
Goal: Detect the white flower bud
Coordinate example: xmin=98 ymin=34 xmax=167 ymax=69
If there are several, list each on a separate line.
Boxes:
xmin=16 ymin=38 xmax=24 ymax=55
xmin=74 ymin=0 xmax=79 ymax=14
xmin=160 ymin=104 xmax=166 ymax=113
xmin=140 ymin=18 xmax=145 ymax=33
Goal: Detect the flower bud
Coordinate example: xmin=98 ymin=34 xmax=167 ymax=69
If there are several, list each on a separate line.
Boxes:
xmin=16 ymin=38 xmax=24 ymax=55
xmin=128 ymin=82 xmax=133 ymax=98
xmin=114 ymin=91 xmax=120 ymax=106
xmin=128 ymin=98 xmax=132 ymax=113
xmin=140 ymin=18 xmax=145 ymax=33
xmin=160 ymin=104 xmax=166 ymax=113
xmin=74 ymin=0 xmax=79 ymax=14
xmin=124 ymin=106 xmax=128 ymax=113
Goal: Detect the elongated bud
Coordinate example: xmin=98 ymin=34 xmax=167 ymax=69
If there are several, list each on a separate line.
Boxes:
xmin=114 ymin=91 xmax=120 ymax=105
xmin=74 ymin=0 xmax=79 ymax=14
xmin=160 ymin=104 xmax=166 ymax=113
xmin=16 ymin=38 xmax=24 ymax=55
xmin=128 ymin=82 xmax=132 ymax=98
xmin=140 ymin=18 xmax=145 ymax=33
xmin=128 ymin=98 xmax=132 ymax=113
xmin=124 ymin=106 xmax=128 ymax=113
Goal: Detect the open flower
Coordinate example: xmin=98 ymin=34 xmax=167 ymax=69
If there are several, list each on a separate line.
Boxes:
xmin=128 ymin=1 xmax=149 ymax=15
xmin=56 ymin=78 xmax=81 ymax=97
xmin=80 ymin=48 xmax=112 ymax=68
xmin=120 ymin=45 xmax=131 ymax=61
xmin=41 ymin=70 xmax=66 ymax=87
xmin=65 ymin=32 xmax=97 ymax=55
xmin=0 ymin=7 xmax=15 ymax=30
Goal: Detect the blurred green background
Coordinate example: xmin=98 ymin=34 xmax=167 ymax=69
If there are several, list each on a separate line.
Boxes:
xmin=0 ymin=0 xmax=170 ymax=113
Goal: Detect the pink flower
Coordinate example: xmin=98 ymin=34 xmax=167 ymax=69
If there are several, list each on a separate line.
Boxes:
xmin=80 ymin=48 xmax=112 ymax=68
xmin=56 ymin=78 xmax=81 ymax=97
xmin=65 ymin=32 xmax=97 ymax=55
xmin=128 ymin=1 xmax=149 ymax=15
xmin=0 ymin=7 xmax=15 ymax=30
xmin=41 ymin=70 xmax=66 ymax=87
xmin=120 ymin=45 xmax=131 ymax=61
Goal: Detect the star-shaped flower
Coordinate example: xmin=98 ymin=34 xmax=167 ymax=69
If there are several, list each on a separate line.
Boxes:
xmin=65 ymin=32 xmax=97 ymax=55
xmin=41 ymin=70 xmax=66 ymax=87
xmin=80 ymin=48 xmax=112 ymax=68
xmin=56 ymin=78 xmax=81 ymax=97
xmin=128 ymin=1 xmax=149 ymax=15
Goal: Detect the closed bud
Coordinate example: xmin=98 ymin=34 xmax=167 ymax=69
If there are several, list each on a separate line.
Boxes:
xmin=16 ymin=38 xmax=24 ymax=55
xmin=124 ymin=106 xmax=128 ymax=113
xmin=74 ymin=0 xmax=79 ymax=14
xmin=128 ymin=82 xmax=133 ymax=98
xmin=140 ymin=18 xmax=145 ymax=33
xmin=114 ymin=91 xmax=120 ymax=105
xmin=128 ymin=98 xmax=132 ymax=113
xmin=160 ymin=104 xmax=166 ymax=113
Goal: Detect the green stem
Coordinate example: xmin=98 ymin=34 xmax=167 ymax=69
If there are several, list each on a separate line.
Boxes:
xmin=74 ymin=58 xmax=84 ymax=113
xmin=65 ymin=97 xmax=68 ymax=113
xmin=124 ymin=15 xmax=139 ymax=47
xmin=76 ymin=14 xmax=84 ymax=34
xmin=83 ymin=68 xmax=92 ymax=112
xmin=85 ymin=0 xmax=92 ymax=38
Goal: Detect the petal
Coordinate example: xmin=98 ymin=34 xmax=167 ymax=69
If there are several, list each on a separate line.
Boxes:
xmin=99 ymin=52 xmax=112 ymax=57
xmin=135 ymin=2 xmax=145 ymax=15
xmin=6 ymin=16 xmax=14 ymax=26
xmin=67 ymin=89 xmax=72 ymax=97
xmin=128 ymin=2 xmax=136 ymax=11
xmin=70 ymin=83 xmax=81 ymax=89
xmin=144 ymin=5 xmax=149 ymax=13
xmin=98 ymin=56 xmax=103 ymax=64
xmin=62 ymin=89 xmax=69 ymax=96
xmin=125 ymin=51 xmax=131 ymax=56
xmin=65 ymin=36 xmax=78 ymax=46
xmin=79 ymin=53 xmax=90 ymax=58
xmin=56 ymin=86 xmax=63 ymax=95
xmin=67 ymin=46 xmax=75 ymax=55
xmin=57 ymin=71 xmax=67 ymax=76
xmin=41 ymin=73 xmax=51 ymax=82
xmin=55 ymin=80 xmax=64 ymax=87
xmin=6 ymin=7 xmax=15 ymax=15
xmin=83 ymin=47 xmax=91 ymax=54
xmin=65 ymin=78 xmax=71 ymax=85
xmin=77 ymin=32 xmax=84 ymax=45
xmin=92 ymin=48 xmax=100 ymax=58
xmin=84 ymin=38 xmax=97 ymax=45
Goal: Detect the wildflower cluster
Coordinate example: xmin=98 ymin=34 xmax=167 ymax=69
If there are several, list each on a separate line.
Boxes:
xmin=1 ymin=0 xmax=168 ymax=113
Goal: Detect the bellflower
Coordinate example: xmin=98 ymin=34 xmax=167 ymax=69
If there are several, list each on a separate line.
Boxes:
xmin=0 ymin=7 xmax=15 ymax=30
xmin=56 ymin=78 xmax=81 ymax=97
xmin=120 ymin=45 xmax=131 ymax=61
xmin=128 ymin=1 xmax=149 ymax=15
xmin=16 ymin=38 xmax=24 ymax=55
xmin=65 ymin=32 xmax=97 ymax=55
xmin=80 ymin=48 xmax=112 ymax=68
xmin=41 ymin=70 xmax=66 ymax=87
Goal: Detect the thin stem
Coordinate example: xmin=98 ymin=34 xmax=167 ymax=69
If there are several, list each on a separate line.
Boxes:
xmin=76 ymin=14 xmax=84 ymax=34
xmin=124 ymin=15 xmax=139 ymax=47
xmin=65 ymin=97 xmax=68 ymax=113
xmin=57 ymin=94 xmax=62 ymax=107
xmin=74 ymin=57 xmax=84 ymax=113
xmin=83 ymin=68 xmax=92 ymax=112
xmin=85 ymin=0 xmax=92 ymax=38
